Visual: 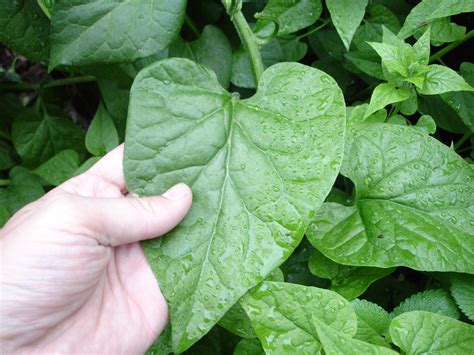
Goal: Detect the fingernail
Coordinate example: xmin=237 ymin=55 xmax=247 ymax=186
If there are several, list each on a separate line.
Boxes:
xmin=163 ymin=183 xmax=190 ymax=200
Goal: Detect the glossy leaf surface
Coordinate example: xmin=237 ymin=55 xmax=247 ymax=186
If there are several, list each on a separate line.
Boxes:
xmin=124 ymin=58 xmax=346 ymax=352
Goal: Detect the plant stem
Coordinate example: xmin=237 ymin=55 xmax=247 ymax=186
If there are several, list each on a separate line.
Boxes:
xmin=0 ymin=179 xmax=10 ymax=187
xmin=297 ymin=19 xmax=330 ymax=40
xmin=231 ymin=11 xmax=264 ymax=85
xmin=184 ymin=14 xmax=200 ymax=38
xmin=429 ymin=30 xmax=474 ymax=63
xmin=0 ymin=75 xmax=96 ymax=91
xmin=453 ymin=132 xmax=472 ymax=151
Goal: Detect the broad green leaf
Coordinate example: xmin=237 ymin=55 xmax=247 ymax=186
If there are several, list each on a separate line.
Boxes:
xmin=231 ymin=37 xmax=307 ymax=89
xmin=124 ymin=59 xmax=346 ymax=352
xmin=346 ymin=104 xmax=386 ymax=127
xmin=0 ymin=205 xmax=10 ymax=227
xmin=33 ymin=149 xmax=81 ymax=186
xmin=390 ymin=311 xmax=474 ymax=354
xmin=0 ymin=167 xmax=44 ymax=215
xmin=440 ymin=62 xmax=474 ymax=131
xmin=418 ymin=64 xmax=474 ymax=95
xmin=418 ymin=94 xmax=469 ymax=134
xmin=392 ymin=289 xmax=460 ymax=319
xmin=428 ymin=17 xmax=466 ymax=45
xmin=314 ymin=322 xmax=397 ymax=355
xmin=308 ymin=249 xmax=394 ymax=299
xmin=365 ymin=83 xmax=411 ymax=118
xmin=450 ymin=274 xmax=474 ymax=321
xmin=399 ymin=0 xmax=472 ymax=40
xmin=233 ymin=338 xmax=264 ymax=355
xmin=326 ymin=0 xmax=369 ymax=50
xmin=241 ymin=281 xmax=357 ymax=354
xmin=0 ymin=0 xmax=50 ymax=64
xmin=169 ymin=25 xmax=232 ymax=88
xmin=254 ymin=0 xmax=322 ymax=36
xmin=398 ymin=87 xmax=418 ymax=115
xmin=86 ymin=102 xmax=119 ymax=156
xmin=414 ymin=115 xmax=436 ymax=135
xmin=12 ymin=111 xmax=85 ymax=169
xmin=49 ymin=0 xmax=186 ymax=68
xmin=307 ymin=123 xmax=474 ymax=273
xmin=351 ymin=299 xmax=391 ymax=347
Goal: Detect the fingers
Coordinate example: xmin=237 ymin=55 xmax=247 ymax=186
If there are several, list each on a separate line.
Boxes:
xmin=78 ymin=183 xmax=192 ymax=246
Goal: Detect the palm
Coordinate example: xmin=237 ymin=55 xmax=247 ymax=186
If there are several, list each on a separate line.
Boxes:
xmin=0 ymin=146 xmax=191 ymax=353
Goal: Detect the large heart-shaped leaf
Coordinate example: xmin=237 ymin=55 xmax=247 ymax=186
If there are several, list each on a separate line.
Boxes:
xmin=49 ymin=0 xmax=186 ymax=68
xmin=124 ymin=58 xmax=345 ymax=352
xmin=307 ymin=123 xmax=474 ymax=273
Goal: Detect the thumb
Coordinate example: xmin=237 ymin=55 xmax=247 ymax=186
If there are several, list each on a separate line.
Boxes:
xmin=78 ymin=183 xmax=192 ymax=246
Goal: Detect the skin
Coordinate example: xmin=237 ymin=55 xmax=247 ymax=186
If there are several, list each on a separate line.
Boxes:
xmin=0 ymin=145 xmax=193 ymax=354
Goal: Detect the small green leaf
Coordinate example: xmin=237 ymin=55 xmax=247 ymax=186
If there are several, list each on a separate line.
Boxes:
xmin=124 ymin=59 xmax=346 ymax=352
xmin=36 ymin=0 xmax=54 ymax=19
xmin=390 ymin=311 xmax=474 ymax=354
xmin=418 ymin=95 xmax=469 ymax=134
xmin=327 ymin=0 xmax=369 ymax=50
xmin=308 ymin=249 xmax=394 ymax=299
xmin=307 ymin=123 xmax=474 ymax=273
xmin=233 ymin=338 xmax=264 ymax=355
xmin=412 ymin=28 xmax=431 ymax=65
xmin=392 ymin=289 xmax=460 ymax=319
xmin=365 ymin=83 xmax=411 ymax=118
xmin=254 ymin=0 xmax=322 ymax=36
xmin=169 ymin=25 xmax=232 ymax=88
xmin=398 ymin=87 xmax=418 ymax=115
xmin=33 ymin=149 xmax=81 ymax=186
xmin=414 ymin=115 xmax=436 ymax=135
xmin=346 ymin=104 xmax=386 ymax=127
xmin=86 ymin=102 xmax=119 ymax=156
xmin=314 ymin=321 xmax=397 ymax=355
xmin=241 ymin=281 xmax=357 ymax=354
xmin=368 ymin=42 xmax=412 ymax=78
xmin=0 ymin=167 xmax=44 ymax=215
xmin=418 ymin=64 xmax=474 ymax=95
xmin=12 ymin=111 xmax=85 ymax=169
xmin=97 ymin=78 xmax=130 ymax=139
xmin=49 ymin=0 xmax=186 ymax=68
xmin=351 ymin=299 xmax=392 ymax=347
xmin=450 ymin=274 xmax=474 ymax=321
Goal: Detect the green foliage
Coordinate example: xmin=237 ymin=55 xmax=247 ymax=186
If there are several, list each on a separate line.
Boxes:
xmin=391 ymin=289 xmax=460 ymax=319
xmin=1 ymin=1 xmax=473 ymax=353
xmin=390 ymin=311 xmax=474 ymax=354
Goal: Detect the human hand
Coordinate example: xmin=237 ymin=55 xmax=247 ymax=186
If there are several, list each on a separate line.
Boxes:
xmin=0 ymin=145 xmax=192 ymax=354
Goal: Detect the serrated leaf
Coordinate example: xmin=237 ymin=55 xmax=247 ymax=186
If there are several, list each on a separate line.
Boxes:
xmin=49 ymin=0 xmax=186 ymax=68
xmin=169 ymin=25 xmax=232 ymax=88
xmin=392 ymin=289 xmax=460 ymax=319
xmin=33 ymin=149 xmax=81 ymax=186
xmin=86 ymin=102 xmax=119 ymax=156
xmin=390 ymin=311 xmax=474 ymax=354
xmin=399 ymin=0 xmax=473 ymax=40
xmin=418 ymin=64 xmax=474 ymax=95
xmin=365 ymin=83 xmax=411 ymax=118
xmin=450 ymin=274 xmax=474 ymax=321
xmin=351 ymin=299 xmax=391 ymax=348
xmin=12 ymin=111 xmax=85 ymax=169
xmin=241 ymin=281 xmax=357 ymax=354
xmin=327 ymin=0 xmax=369 ymax=50
xmin=307 ymin=123 xmax=474 ymax=273
xmin=0 ymin=167 xmax=44 ymax=215
xmin=124 ymin=58 xmax=346 ymax=352
xmin=315 ymin=321 xmax=397 ymax=355
xmin=254 ymin=0 xmax=322 ymax=36
xmin=308 ymin=249 xmax=394 ymax=299
xmin=0 ymin=0 xmax=50 ymax=64
xmin=233 ymin=338 xmax=264 ymax=355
